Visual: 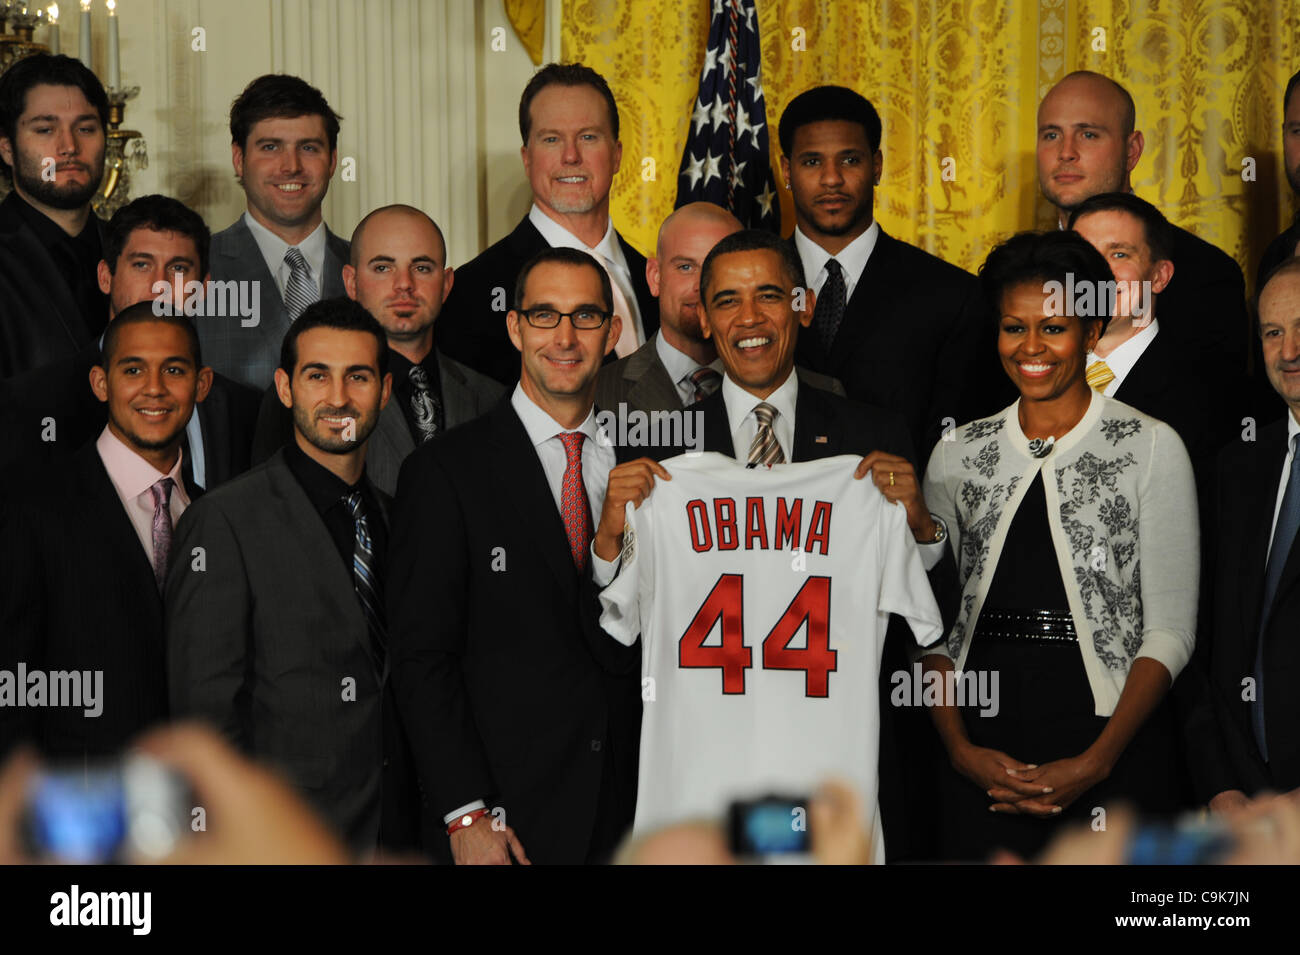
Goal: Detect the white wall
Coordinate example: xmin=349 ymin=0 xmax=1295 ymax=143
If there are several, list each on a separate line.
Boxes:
xmin=67 ymin=0 xmax=545 ymax=268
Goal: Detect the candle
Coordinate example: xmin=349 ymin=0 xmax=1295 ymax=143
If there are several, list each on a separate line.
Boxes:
xmin=48 ymin=5 xmax=60 ymax=55
xmin=78 ymin=0 xmax=90 ymax=67
xmin=106 ymin=0 xmax=119 ymax=90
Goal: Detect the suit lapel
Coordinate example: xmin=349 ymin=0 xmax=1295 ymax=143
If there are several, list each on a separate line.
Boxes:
xmin=196 ymin=378 xmax=230 ymax=489
xmin=825 ymin=229 xmax=893 ymax=376
xmin=322 ymin=229 xmax=348 ymax=298
xmin=792 ymin=385 xmax=842 ymax=462
xmin=700 ymin=391 xmax=736 ymax=458
xmin=218 ymin=219 xmax=286 ymax=331
xmin=488 ymin=402 xmax=580 ymax=604
xmin=1240 ymin=427 xmax=1290 ymax=643
xmin=624 ymin=341 xmax=683 ymax=412
xmin=437 ymin=352 xmax=475 ymax=427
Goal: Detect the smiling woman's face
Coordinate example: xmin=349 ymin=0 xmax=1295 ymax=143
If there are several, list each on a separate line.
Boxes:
xmin=996 ymin=279 xmax=1100 ymax=402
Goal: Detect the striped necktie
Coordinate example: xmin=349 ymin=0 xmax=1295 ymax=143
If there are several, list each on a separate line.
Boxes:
xmin=746 ymin=402 xmax=785 ymax=468
xmin=1086 ymin=360 xmax=1115 ymax=392
xmin=283 ymin=247 xmax=318 ymax=322
xmin=343 ymin=491 xmax=387 ymax=667
xmin=687 ymin=367 xmax=722 ymax=404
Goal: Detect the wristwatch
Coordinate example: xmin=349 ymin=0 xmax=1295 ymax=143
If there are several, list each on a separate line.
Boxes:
xmin=921 ymin=514 xmax=948 ymax=545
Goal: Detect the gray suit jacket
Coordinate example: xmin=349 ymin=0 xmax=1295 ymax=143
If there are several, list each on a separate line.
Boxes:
xmin=595 ymin=336 xmax=847 ymax=414
xmin=165 ymin=449 xmax=386 ymax=850
xmin=201 ymin=217 xmax=350 ymax=390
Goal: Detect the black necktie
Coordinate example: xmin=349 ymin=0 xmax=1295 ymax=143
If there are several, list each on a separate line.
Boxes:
xmin=1254 ymin=434 xmax=1300 ymax=761
xmin=408 ymin=364 xmax=443 ymax=443
xmin=343 ymin=491 xmax=387 ymax=669
xmin=813 ymin=258 xmax=847 ymax=353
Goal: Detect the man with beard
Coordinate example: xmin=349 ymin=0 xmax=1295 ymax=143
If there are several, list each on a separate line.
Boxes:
xmin=778 ymin=86 xmax=998 ymax=457
xmin=167 ymin=297 xmax=420 ymax=856
xmin=0 ymin=53 xmax=109 ymax=378
xmin=201 ymin=74 xmax=349 ymax=390
xmin=1036 ymin=72 xmax=1250 ymax=404
xmin=250 ymin=204 xmax=504 ymax=494
xmin=1257 ymin=70 xmax=1300 ymax=306
xmin=0 ymin=303 xmax=208 ymax=759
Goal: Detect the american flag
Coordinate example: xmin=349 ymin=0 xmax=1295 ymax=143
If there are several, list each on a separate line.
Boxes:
xmin=675 ymin=0 xmax=779 ymax=231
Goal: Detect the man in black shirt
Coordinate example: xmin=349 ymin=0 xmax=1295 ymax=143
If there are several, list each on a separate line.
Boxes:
xmin=166 ymin=298 xmax=420 ymax=855
xmin=1258 ymin=70 xmax=1300 ymax=290
xmin=0 ymin=53 xmax=110 ymax=377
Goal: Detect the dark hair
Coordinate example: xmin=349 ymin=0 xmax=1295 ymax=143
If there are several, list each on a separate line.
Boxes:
xmin=1066 ymin=191 xmax=1172 ymax=263
xmin=279 ymin=296 xmax=388 ymax=378
xmin=699 ymin=228 xmax=806 ymax=304
xmin=518 ymin=62 xmax=619 ymax=144
xmin=1286 ymin=69 xmax=1300 ymax=118
xmin=778 ymin=85 xmax=882 ymax=156
xmin=978 ymin=230 xmax=1114 ymax=331
xmin=0 ymin=53 xmax=109 ymax=182
xmin=230 ymin=74 xmax=341 ymax=152
xmin=104 ymin=194 xmax=212 ymax=277
xmin=100 ymin=301 xmax=203 ymax=368
xmin=513 ymin=247 xmax=613 ymax=314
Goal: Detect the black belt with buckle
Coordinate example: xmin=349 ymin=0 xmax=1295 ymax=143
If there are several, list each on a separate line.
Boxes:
xmin=973 ymin=608 xmax=1078 ymax=642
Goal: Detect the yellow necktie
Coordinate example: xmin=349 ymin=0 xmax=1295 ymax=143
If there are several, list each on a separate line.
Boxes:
xmin=1086 ymin=360 xmax=1115 ymax=392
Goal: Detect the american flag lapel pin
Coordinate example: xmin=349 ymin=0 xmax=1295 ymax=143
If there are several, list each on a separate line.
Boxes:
xmin=814 ymin=435 xmax=828 ymax=444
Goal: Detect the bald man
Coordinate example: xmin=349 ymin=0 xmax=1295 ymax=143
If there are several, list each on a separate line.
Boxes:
xmin=1037 ymin=71 xmax=1250 ymax=402
xmin=250 ymin=205 xmax=504 ymax=494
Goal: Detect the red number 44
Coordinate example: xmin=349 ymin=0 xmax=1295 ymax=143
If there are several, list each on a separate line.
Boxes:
xmin=678 ymin=574 xmax=836 ymax=697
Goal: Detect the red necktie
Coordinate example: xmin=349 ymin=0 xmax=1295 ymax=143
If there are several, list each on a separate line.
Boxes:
xmin=557 ymin=432 xmax=593 ymax=571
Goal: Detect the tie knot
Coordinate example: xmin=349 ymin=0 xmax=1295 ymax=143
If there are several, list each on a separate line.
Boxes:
xmin=689 ymin=366 xmax=721 ymax=391
xmin=558 ymin=431 xmax=586 ymax=461
xmin=284 ymin=246 xmax=309 ymax=272
xmin=409 ymin=364 xmax=431 ymax=389
xmin=150 ymin=476 xmax=174 ymax=508
xmin=825 ymin=258 xmax=843 ymax=278
xmin=342 ymin=490 xmax=365 ymax=519
xmin=752 ymin=402 xmax=777 ymax=428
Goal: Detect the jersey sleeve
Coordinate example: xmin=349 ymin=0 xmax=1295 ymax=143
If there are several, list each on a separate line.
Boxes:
xmin=876 ymin=496 xmax=944 ymax=648
xmin=598 ymin=496 xmax=653 ymax=647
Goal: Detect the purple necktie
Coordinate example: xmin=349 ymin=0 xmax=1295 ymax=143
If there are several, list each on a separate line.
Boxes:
xmin=150 ymin=477 xmax=174 ymax=591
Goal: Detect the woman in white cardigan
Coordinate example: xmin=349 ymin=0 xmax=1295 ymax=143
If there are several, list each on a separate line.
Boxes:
xmin=922 ymin=231 xmax=1198 ymax=860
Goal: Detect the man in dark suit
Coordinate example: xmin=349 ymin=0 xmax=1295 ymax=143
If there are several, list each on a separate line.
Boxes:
xmin=0 ymin=53 xmax=110 ymax=378
xmin=0 ymin=305 xmax=208 ymax=759
xmin=1068 ymin=192 xmax=1224 ymax=471
xmin=201 ymin=74 xmax=349 ymax=390
xmin=595 ymin=229 xmax=959 ymax=862
xmin=1037 ymin=72 xmax=1250 ymax=395
xmin=167 ymin=298 xmax=418 ymax=855
xmin=437 ymin=63 xmax=657 ymax=386
xmin=1191 ymin=260 xmax=1300 ymax=811
xmin=776 ymin=86 xmax=1000 ymax=458
xmin=389 ymin=247 xmax=642 ymax=865
xmin=1256 ymin=69 xmax=1300 ymax=292
xmin=0 ymin=195 xmax=259 ymax=490
xmin=251 ymin=204 xmax=503 ymax=494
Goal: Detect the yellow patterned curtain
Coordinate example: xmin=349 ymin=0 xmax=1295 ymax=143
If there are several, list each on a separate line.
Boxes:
xmin=564 ymin=0 xmax=1298 ymax=288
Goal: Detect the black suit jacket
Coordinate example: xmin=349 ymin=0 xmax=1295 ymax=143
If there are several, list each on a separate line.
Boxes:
xmin=387 ymin=398 xmax=640 ymax=864
xmin=792 ymin=229 xmax=1008 ymax=458
xmin=1188 ymin=418 xmax=1300 ymax=798
xmin=0 ymin=193 xmax=105 ymax=379
xmin=0 ymin=442 xmax=201 ymax=758
xmin=1258 ymin=215 xmax=1300 ymax=292
xmin=437 ymin=215 xmax=658 ymax=386
xmin=0 ymin=342 xmax=260 ymax=491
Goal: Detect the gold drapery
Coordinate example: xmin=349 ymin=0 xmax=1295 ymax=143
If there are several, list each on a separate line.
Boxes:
xmin=564 ymin=0 xmax=1298 ymax=289
xmin=506 ymin=0 xmax=547 ymax=66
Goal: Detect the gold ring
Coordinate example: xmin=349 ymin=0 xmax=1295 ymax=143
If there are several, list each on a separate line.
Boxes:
xmin=889 ymin=471 xmax=895 ymax=486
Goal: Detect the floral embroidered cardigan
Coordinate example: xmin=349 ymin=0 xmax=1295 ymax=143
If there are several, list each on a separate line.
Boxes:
xmin=921 ymin=391 xmax=1199 ymax=717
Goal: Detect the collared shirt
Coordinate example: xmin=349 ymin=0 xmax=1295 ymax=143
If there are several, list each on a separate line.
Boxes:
xmin=722 ymin=369 xmax=800 ymax=463
xmin=1087 ymin=316 xmax=1160 ymax=397
xmin=387 ymin=347 xmax=445 ymax=443
xmin=283 ymin=440 xmax=388 ymax=581
xmin=9 ymin=191 xmax=108 ymax=337
xmin=793 ymin=220 xmax=881 ymax=303
xmin=654 ymin=331 xmax=723 ymax=406
xmin=95 ymin=425 xmax=191 ymax=567
xmin=509 ymin=382 xmax=613 ymax=524
xmin=1267 ymin=410 xmax=1300 ymax=562
xmin=527 ymin=203 xmax=644 ymax=346
xmin=243 ymin=211 xmax=328 ymax=301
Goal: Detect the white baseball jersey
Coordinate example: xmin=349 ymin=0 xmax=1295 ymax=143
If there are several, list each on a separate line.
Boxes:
xmin=599 ymin=453 xmax=943 ymax=863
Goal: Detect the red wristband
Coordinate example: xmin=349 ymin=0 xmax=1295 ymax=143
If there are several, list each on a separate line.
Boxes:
xmin=446 ymin=808 xmax=491 ymax=835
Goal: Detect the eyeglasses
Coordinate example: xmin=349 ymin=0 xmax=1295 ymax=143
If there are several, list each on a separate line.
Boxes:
xmin=518 ymin=308 xmax=611 ymax=329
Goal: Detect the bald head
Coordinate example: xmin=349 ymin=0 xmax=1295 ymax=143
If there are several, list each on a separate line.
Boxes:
xmin=343 ymin=204 xmax=453 ymax=357
xmin=650 ymin=202 xmax=743 ymax=353
xmin=1037 ymin=72 xmax=1143 ymax=220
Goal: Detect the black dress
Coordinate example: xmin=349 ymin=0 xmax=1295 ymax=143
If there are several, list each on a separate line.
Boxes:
xmin=936 ymin=473 xmax=1179 ymax=861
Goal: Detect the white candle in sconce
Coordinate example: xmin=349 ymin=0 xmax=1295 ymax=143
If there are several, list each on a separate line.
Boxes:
xmin=105 ymin=0 xmax=120 ymax=90
xmin=78 ymin=0 xmax=90 ymax=67
xmin=47 ymin=6 xmax=60 ymax=55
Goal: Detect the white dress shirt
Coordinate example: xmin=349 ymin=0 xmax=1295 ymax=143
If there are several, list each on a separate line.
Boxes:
xmin=444 ymin=385 xmax=616 ymax=826
xmin=243 ymin=211 xmax=328 ymax=300
xmin=655 ymin=331 xmax=723 ymax=406
xmin=1086 ymin=317 xmax=1160 ymax=397
xmin=722 ymin=368 xmax=800 ymax=462
xmin=793 ymin=220 xmax=880 ymax=302
xmin=528 ymin=204 xmax=644 ymax=348
xmin=95 ymin=425 xmax=191 ymax=567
